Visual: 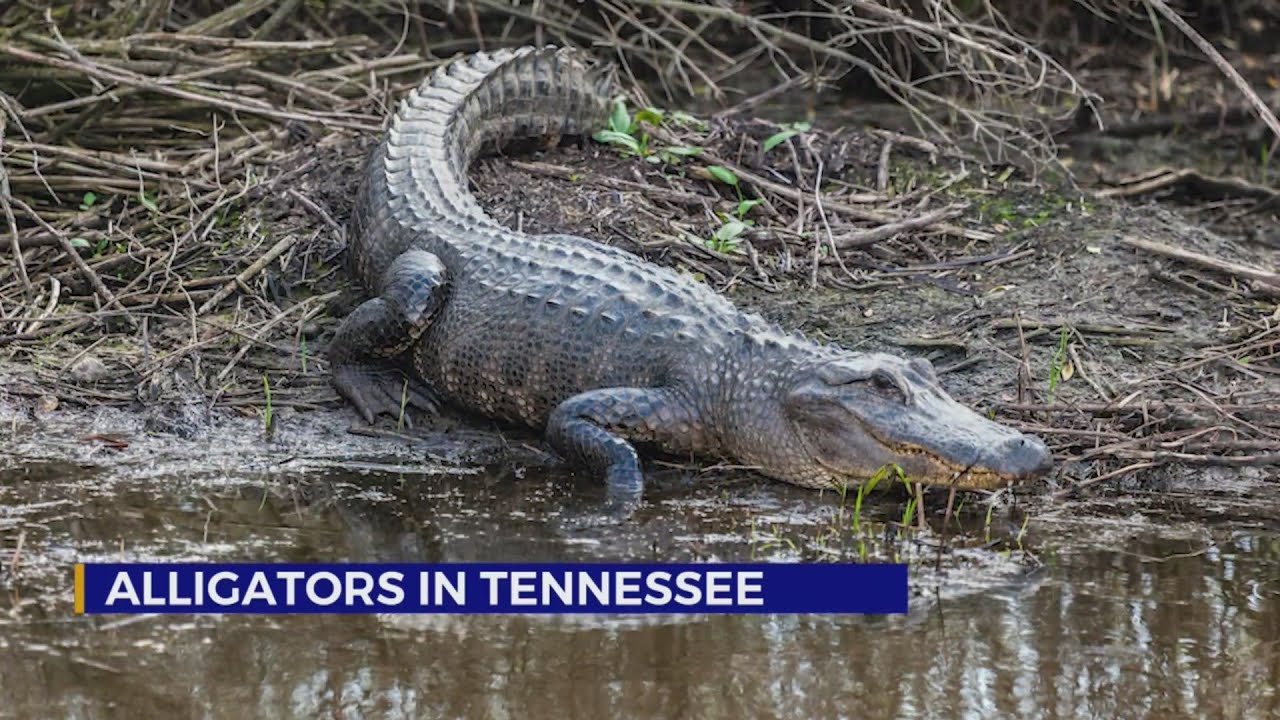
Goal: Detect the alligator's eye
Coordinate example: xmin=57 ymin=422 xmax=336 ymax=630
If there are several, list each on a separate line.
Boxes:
xmin=868 ymin=375 xmax=899 ymax=398
xmin=869 ymin=369 xmax=911 ymax=403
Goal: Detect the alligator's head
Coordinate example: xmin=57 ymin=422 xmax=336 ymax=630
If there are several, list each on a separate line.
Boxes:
xmin=730 ymin=351 xmax=1051 ymax=490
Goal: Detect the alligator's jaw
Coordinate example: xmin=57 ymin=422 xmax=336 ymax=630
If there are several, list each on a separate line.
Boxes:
xmin=854 ymin=434 xmax=1053 ymax=490
xmin=773 ymin=352 xmax=1053 ymax=491
xmin=797 ymin=431 xmax=1051 ymax=492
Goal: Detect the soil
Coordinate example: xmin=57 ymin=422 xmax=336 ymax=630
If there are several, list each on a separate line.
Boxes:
xmin=3 ymin=102 xmax=1277 ymax=532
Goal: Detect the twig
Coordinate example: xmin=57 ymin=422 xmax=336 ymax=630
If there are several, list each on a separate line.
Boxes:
xmin=1067 ymin=342 xmax=1111 ymax=402
xmin=991 ymin=317 xmax=1173 ymax=335
xmin=0 ymin=42 xmax=375 ymax=132
xmin=1143 ymin=0 xmax=1280 ymax=143
xmin=1096 ymin=167 xmax=1279 ymax=203
xmin=712 ymin=75 xmax=810 ymax=120
xmin=1054 ymin=462 xmax=1157 ymax=497
xmin=213 ymin=291 xmax=337 ymax=384
xmin=831 ymin=206 xmax=965 ymax=249
xmin=195 ymin=232 xmax=301 ymax=316
xmin=0 ymin=101 xmax=31 ymax=294
xmin=1114 ymin=450 xmax=1280 ymax=467
xmin=185 ymin=0 xmax=281 ymax=36
xmin=287 ymin=189 xmax=342 ymax=235
xmin=876 ymin=139 xmax=893 ymax=193
xmin=18 ymin=276 xmax=60 ymax=335
xmin=1119 ymin=235 xmax=1280 ymax=296
xmin=9 ymin=196 xmax=127 ymax=314
xmin=695 ymin=159 xmax=991 ymax=242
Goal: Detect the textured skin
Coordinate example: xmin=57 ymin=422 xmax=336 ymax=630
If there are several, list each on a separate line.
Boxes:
xmin=330 ymin=46 xmax=1053 ymax=503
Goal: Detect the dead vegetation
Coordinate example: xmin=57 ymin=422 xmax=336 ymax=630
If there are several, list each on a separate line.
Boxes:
xmin=0 ymin=1 xmax=1276 ymax=504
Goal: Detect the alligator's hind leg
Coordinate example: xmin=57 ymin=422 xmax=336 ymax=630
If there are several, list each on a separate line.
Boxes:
xmin=547 ymin=387 xmax=699 ymax=512
xmin=329 ymin=250 xmax=449 ymax=426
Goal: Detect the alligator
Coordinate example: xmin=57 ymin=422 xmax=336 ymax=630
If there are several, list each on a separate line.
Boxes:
xmin=328 ymin=46 xmax=1052 ymax=508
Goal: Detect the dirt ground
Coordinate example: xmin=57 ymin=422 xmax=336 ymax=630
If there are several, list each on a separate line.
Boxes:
xmin=3 ymin=99 xmax=1278 ymax=528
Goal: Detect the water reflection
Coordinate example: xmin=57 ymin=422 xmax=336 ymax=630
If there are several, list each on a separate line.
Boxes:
xmin=3 ymin=534 xmax=1277 ymax=720
xmin=2 ymin=424 xmax=1278 ymax=719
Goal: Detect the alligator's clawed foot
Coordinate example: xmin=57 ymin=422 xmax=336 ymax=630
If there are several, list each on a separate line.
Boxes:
xmin=574 ymin=471 xmax=644 ymax=525
xmin=332 ymin=363 xmax=439 ymax=427
xmin=602 ymin=488 xmax=643 ymax=522
xmin=603 ymin=466 xmax=644 ymax=518
xmin=560 ymin=479 xmax=643 ymax=531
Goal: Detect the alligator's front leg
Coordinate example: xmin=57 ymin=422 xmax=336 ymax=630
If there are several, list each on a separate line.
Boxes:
xmin=329 ymin=250 xmax=448 ymax=425
xmin=547 ymin=387 xmax=700 ymax=511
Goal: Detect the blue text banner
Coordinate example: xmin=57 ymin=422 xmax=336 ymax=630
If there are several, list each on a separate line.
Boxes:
xmin=74 ymin=563 xmax=908 ymax=615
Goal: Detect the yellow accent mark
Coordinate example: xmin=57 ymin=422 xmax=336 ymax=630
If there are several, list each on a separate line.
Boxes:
xmin=74 ymin=563 xmax=85 ymax=615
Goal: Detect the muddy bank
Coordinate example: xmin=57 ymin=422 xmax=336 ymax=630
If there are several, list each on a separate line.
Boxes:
xmin=2 ymin=399 xmax=1278 ymax=719
xmin=0 ymin=399 xmax=1041 ymax=609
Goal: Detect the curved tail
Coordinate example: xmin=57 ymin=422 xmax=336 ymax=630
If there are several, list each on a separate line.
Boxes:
xmin=391 ymin=45 xmax=614 ymax=226
xmin=350 ymin=46 xmax=614 ymax=288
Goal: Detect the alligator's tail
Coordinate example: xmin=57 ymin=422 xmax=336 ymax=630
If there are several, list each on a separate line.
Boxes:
xmin=349 ymin=46 xmax=613 ymax=287
xmin=369 ymin=47 xmax=613 ymax=259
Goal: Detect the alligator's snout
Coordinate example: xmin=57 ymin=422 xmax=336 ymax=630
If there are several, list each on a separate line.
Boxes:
xmin=988 ymin=433 xmax=1053 ymax=479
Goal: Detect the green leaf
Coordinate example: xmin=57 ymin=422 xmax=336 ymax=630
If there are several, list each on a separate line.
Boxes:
xmin=608 ymin=99 xmax=630 ymax=134
xmin=706 ymin=165 xmax=738 ymax=186
xmin=762 ymin=129 xmax=799 ymax=153
xmin=658 ymin=146 xmax=702 ymax=165
xmin=762 ymin=122 xmax=811 ymax=153
xmin=139 ymin=191 xmax=159 ymax=213
xmin=668 ymin=110 xmax=706 ymax=129
xmin=865 ymin=464 xmax=890 ymax=495
xmin=714 ymin=220 xmax=747 ymax=243
xmin=633 ymin=107 xmax=664 ymax=127
xmin=68 ymin=237 xmax=91 ymax=250
xmin=79 ymin=191 xmax=97 ymax=210
xmin=901 ymin=497 xmax=917 ymax=527
xmin=735 ymin=198 xmax=764 ymax=217
xmin=593 ymin=130 xmax=640 ymax=153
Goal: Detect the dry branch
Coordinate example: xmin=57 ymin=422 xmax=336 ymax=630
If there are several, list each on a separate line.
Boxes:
xmin=1141 ymin=0 xmax=1280 ymax=144
xmin=1096 ymin=167 xmax=1280 ymax=205
xmin=1119 ymin=235 xmax=1280 ymax=297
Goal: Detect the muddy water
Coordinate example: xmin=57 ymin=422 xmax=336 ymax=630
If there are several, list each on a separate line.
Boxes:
xmin=1 ymin=408 xmax=1278 ymax=720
